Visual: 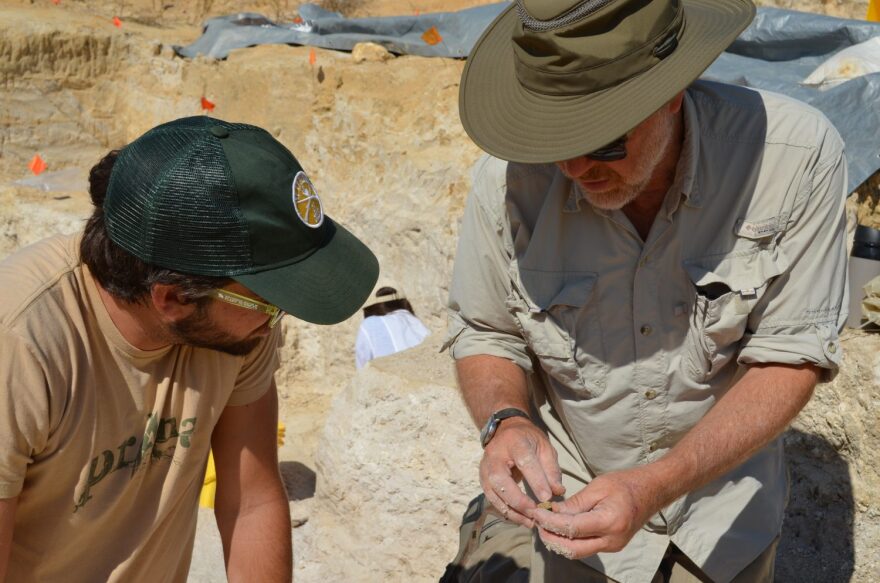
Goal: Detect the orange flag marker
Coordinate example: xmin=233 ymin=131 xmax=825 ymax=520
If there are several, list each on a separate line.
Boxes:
xmin=201 ymin=96 xmax=215 ymax=111
xmin=293 ymin=15 xmax=304 ymax=24
xmin=112 ymin=16 xmax=122 ymax=27
xmin=422 ymin=26 xmax=442 ymax=46
xmin=29 ymin=154 xmax=47 ymax=176
xmin=52 ymin=0 xmax=61 ymax=5
xmin=308 ymin=47 xmax=317 ymax=66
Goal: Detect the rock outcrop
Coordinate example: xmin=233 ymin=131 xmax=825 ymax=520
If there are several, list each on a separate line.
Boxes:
xmin=297 ymin=338 xmax=482 ymax=582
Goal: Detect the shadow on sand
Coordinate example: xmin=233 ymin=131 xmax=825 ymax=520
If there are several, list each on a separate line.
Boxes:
xmin=280 ymin=460 xmax=317 ymax=501
xmin=777 ymin=428 xmax=855 ymax=582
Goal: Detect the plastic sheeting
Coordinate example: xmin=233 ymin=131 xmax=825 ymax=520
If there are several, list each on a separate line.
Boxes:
xmin=175 ymin=4 xmax=880 ymax=191
xmin=703 ymin=8 xmax=880 ymax=191
xmin=174 ymin=3 xmax=505 ymax=59
xmin=861 ymin=276 xmax=880 ymax=328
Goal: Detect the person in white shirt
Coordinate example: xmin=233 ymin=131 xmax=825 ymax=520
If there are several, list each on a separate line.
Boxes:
xmin=355 ymin=284 xmax=430 ymax=369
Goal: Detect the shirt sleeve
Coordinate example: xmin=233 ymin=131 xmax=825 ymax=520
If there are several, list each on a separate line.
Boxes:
xmin=0 ymin=329 xmax=50 ymax=498
xmin=444 ymin=156 xmax=534 ymax=372
xmin=355 ymin=323 xmax=372 ymax=369
xmin=738 ymin=124 xmax=849 ymax=381
xmin=227 ymin=326 xmax=283 ymax=407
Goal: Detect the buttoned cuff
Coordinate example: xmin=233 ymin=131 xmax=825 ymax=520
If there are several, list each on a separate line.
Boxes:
xmin=444 ymin=312 xmax=533 ymax=373
xmin=738 ymin=323 xmax=842 ymax=382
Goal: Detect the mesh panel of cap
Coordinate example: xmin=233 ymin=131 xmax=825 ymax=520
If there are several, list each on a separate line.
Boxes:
xmin=105 ymin=119 xmax=260 ymax=276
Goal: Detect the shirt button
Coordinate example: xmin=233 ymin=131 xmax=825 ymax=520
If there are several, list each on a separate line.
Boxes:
xmin=645 ymin=390 xmax=657 ymax=400
xmin=648 ymin=441 xmax=658 ymax=452
xmin=640 ymin=325 xmax=653 ymax=336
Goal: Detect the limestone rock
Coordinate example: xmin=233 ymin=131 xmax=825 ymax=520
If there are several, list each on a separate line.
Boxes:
xmin=297 ymin=337 xmax=482 ymax=583
xmin=351 ymin=42 xmax=393 ymax=63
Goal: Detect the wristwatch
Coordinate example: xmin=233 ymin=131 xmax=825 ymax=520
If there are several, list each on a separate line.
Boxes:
xmin=480 ymin=408 xmax=531 ymax=448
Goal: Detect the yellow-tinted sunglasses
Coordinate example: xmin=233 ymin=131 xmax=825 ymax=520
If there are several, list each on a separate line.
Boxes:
xmin=207 ymin=289 xmax=285 ymax=328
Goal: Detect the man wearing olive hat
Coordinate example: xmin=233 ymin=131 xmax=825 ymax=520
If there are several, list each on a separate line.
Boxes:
xmin=444 ymin=0 xmax=849 ymax=581
xmin=0 ymin=116 xmax=378 ymax=582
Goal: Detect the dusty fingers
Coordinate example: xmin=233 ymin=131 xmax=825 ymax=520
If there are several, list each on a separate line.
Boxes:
xmin=480 ymin=420 xmax=562 ymax=525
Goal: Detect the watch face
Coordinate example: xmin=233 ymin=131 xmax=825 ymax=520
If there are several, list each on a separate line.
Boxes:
xmin=480 ymin=416 xmax=499 ymax=448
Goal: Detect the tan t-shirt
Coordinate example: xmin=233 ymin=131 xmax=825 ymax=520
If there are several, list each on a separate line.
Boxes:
xmin=0 ymin=233 xmax=281 ymax=582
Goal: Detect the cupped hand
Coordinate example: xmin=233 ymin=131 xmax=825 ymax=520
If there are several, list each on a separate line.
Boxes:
xmin=480 ymin=417 xmax=566 ymax=528
xmin=533 ymin=466 xmax=662 ymax=559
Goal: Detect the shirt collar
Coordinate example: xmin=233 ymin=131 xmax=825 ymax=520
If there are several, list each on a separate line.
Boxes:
xmin=564 ymin=181 xmax=585 ymax=213
xmin=674 ymin=89 xmax=702 ymax=210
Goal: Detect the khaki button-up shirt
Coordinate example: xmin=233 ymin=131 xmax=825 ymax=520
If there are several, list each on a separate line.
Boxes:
xmin=446 ymin=80 xmax=848 ymax=583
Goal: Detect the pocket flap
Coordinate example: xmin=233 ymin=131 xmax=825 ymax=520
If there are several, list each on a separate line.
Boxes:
xmin=684 ymin=249 xmax=788 ymax=292
xmin=518 ymin=270 xmax=598 ymax=311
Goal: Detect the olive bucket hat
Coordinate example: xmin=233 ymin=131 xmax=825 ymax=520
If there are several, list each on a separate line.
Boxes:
xmin=459 ymin=0 xmax=755 ymax=163
xmin=104 ymin=116 xmax=379 ymax=325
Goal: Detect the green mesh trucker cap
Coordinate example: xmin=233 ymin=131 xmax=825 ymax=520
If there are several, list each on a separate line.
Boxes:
xmin=103 ymin=116 xmax=379 ymax=325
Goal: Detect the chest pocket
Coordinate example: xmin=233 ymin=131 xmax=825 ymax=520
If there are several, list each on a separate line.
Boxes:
xmin=681 ymin=249 xmax=788 ymax=383
xmin=506 ymin=270 xmax=608 ymax=399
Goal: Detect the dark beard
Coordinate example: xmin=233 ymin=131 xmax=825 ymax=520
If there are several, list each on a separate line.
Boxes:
xmin=169 ymin=304 xmax=263 ymax=356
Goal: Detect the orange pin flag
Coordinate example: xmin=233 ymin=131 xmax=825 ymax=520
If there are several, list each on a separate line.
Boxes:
xmin=293 ymin=15 xmax=304 ymax=24
xmin=29 ymin=154 xmax=48 ymax=176
xmin=421 ymin=26 xmax=442 ymax=46
xmin=201 ymin=96 xmax=215 ymax=111
xmin=52 ymin=0 xmax=61 ymax=4
xmin=308 ymin=47 xmax=316 ymax=66
xmin=112 ymin=16 xmax=122 ymax=27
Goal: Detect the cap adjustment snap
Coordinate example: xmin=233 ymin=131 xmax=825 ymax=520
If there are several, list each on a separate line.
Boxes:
xmin=210 ymin=125 xmax=230 ymax=138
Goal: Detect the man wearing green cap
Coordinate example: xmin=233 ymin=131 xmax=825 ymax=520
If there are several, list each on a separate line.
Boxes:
xmin=444 ymin=0 xmax=849 ymax=581
xmin=0 ymin=116 xmax=378 ymax=582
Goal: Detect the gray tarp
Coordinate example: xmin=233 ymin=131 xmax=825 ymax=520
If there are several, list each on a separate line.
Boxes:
xmin=175 ymin=4 xmax=880 ymax=191
xmin=174 ymin=3 xmax=505 ymax=59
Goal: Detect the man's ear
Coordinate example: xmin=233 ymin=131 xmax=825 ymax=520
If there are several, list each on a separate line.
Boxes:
xmin=150 ymin=284 xmax=199 ymax=323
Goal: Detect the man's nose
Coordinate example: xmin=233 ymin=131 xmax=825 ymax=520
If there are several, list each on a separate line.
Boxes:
xmin=556 ymin=155 xmax=598 ymax=178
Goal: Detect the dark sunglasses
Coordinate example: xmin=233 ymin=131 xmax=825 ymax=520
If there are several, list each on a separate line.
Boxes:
xmin=586 ymin=134 xmax=629 ymax=162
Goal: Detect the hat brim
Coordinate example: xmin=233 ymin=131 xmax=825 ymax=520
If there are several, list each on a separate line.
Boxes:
xmin=234 ymin=218 xmax=379 ymax=325
xmin=459 ymin=0 xmax=755 ymax=164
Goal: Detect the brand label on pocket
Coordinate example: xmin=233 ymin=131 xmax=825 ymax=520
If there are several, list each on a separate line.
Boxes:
xmin=735 ymin=218 xmax=780 ymax=239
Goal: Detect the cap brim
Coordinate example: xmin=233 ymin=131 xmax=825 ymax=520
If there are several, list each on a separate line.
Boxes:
xmin=459 ymin=0 xmax=755 ymax=163
xmin=234 ymin=218 xmax=379 ymax=325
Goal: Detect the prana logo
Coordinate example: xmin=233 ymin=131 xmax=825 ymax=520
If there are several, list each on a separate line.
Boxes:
xmin=74 ymin=414 xmax=196 ymax=512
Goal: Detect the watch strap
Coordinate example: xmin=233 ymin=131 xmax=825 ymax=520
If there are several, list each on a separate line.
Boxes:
xmin=480 ymin=408 xmax=531 ymax=448
xmin=493 ymin=408 xmax=530 ymax=423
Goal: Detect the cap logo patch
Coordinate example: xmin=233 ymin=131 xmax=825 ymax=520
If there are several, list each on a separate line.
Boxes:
xmin=292 ymin=171 xmax=324 ymax=228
